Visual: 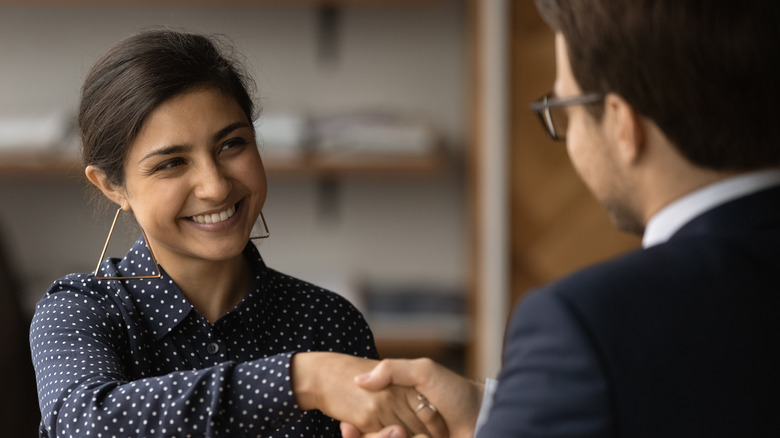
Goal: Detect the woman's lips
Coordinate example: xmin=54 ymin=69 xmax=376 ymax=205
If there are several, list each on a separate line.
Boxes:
xmin=189 ymin=203 xmax=237 ymax=224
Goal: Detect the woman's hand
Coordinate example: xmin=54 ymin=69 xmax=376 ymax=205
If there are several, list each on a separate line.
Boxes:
xmin=340 ymin=423 xmax=422 ymax=438
xmin=345 ymin=357 xmax=484 ymax=438
xmin=291 ymin=352 xmax=448 ymax=438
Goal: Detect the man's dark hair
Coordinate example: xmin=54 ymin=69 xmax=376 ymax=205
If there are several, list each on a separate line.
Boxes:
xmin=536 ymin=0 xmax=780 ymax=171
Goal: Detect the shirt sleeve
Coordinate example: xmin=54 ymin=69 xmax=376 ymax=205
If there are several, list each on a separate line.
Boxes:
xmin=30 ymin=289 xmax=304 ymax=438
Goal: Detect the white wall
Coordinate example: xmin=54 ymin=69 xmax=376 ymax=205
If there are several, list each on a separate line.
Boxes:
xmin=0 ymin=0 xmax=468 ymax=313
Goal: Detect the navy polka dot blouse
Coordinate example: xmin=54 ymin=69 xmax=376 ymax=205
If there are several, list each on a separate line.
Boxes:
xmin=30 ymin=237 xmax=378 ymax=437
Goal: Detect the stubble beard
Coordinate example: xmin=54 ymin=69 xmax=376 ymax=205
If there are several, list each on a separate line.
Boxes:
xmin=603 ymin=197 xmax=645 ymax=236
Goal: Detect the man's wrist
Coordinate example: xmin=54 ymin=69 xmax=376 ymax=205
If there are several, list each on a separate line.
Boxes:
xmin=473 ymin=378 xmax=498 ymax=436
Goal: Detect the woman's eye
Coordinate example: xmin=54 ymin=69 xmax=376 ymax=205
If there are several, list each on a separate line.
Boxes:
xmin=153 ymin=158 xmax=185 ymax=172
xmin=220 ymin=137 xmax=248 ymax=153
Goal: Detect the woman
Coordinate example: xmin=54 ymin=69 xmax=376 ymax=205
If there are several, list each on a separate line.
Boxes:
xmin=29 ymin=30 xmax=444 ymax=438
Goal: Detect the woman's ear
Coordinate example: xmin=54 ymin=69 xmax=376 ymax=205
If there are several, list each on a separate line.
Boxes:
xmin=604 ymin=93 xmax=646 ymax=166
xmin=85 ymin=165 xmax=130 ymax=210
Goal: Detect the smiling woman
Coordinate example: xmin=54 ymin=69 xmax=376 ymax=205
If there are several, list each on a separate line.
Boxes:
xmin=28 ymin=29 xmax=446 ymax=438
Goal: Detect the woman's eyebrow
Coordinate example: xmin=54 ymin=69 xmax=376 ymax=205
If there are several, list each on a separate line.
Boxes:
xmin=137 ymin=121 xmax=251 ymax=164
xmin=138 ymin=144 xmax=190 ymax=164
xmin=214 ymin=121 xmax=251 ymax=142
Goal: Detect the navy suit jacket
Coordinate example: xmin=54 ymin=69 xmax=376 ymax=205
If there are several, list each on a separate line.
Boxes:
xmin=477 ymin=185 xmax=780 ymax=437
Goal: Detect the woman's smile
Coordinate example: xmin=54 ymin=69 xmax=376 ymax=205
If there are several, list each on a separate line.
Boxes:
xmin=183 ymin=200 xmax=247 ymax=234
xmin=189 ymin=203 xmax=237 ymax=224
xmin=117 ymin=87 xmax=268 ymax=266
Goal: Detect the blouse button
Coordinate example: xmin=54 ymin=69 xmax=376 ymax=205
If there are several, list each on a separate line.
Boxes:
xmin=207 ymin=343 xmax=219 ymax=354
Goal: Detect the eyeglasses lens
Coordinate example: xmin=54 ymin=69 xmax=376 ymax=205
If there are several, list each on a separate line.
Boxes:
xmin=548 ymin=105 xmax=568 ymax=140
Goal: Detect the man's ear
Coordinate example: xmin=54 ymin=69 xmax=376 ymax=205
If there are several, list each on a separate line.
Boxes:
xmin=604 ymin=93 xmax=645 ymax=165
xmin=85 ymin=165 xmax=131 ymax=211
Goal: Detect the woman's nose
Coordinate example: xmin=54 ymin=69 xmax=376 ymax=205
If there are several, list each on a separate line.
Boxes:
xmin=193 ymin=163 xmax=231 ymax=201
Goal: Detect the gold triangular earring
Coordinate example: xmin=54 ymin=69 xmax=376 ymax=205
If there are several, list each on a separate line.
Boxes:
xmin=93 ymin=207 xmax=162 ymax=280
xmin=250 ymin=211 xmax=270 ymax=240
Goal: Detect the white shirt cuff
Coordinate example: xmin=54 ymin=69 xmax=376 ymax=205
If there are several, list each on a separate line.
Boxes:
xmin=474 ymin=378 xmax=498 ymax=436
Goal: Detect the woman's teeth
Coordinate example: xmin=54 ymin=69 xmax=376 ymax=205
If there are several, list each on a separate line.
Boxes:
xmin=191 ymin=205 xmax=236 ymax=224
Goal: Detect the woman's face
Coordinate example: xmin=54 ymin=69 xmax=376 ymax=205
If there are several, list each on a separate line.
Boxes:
xmin=120 ymin=87 xmax=266 ymax=268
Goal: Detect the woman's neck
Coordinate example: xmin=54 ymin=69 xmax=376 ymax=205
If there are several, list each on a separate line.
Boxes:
xmin=156 ymin=249 xmax=253 ymax=324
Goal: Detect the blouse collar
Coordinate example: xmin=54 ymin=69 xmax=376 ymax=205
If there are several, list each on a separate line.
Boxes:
xmin=100 ymin=237 xmax=268 ymax=341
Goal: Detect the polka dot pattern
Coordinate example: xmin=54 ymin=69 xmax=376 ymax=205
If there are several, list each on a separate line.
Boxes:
xmin=30 ymin=237 xmax=378 ymax=437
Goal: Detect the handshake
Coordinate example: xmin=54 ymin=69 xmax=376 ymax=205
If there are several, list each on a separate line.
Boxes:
xmin=291 ymin=353 xmax=484 ymax=438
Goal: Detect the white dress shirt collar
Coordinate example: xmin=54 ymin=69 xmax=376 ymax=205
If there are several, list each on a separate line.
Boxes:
xmin=642 ymin=169 xmax=780 ymax=248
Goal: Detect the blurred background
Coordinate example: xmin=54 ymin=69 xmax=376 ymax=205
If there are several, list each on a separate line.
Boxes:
xmin=0 ymin=1 xmax=639 ymax=435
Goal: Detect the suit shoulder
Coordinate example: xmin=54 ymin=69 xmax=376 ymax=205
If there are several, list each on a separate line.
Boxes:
xmin=543 ymin=238 xmax=732 ymax=303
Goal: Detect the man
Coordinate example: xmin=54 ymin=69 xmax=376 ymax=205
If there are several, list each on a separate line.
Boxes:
xmin=343 ymin=0 xmax=780 ymax=436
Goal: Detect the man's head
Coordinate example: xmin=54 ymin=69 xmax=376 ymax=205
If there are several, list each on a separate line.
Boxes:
xmin=535 ymin=0 xmax=780 ymax=171
xmin=547 ymin=33 xmax=648 ymax=234
xmin=533 ymin=0 xmax=780 ymax=234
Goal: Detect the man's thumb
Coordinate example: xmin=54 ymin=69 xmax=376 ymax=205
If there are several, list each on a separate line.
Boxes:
xmin=354 ymin=360 xmax=395 ymax=390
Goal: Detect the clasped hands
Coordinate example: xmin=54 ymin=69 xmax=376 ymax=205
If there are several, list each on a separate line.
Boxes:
xmin=291 ymin=353 xmax=482 ymax=438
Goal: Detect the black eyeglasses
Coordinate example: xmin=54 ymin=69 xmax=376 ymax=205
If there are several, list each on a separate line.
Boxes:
xmin=529 ymin=92 xmax=603 ymax=141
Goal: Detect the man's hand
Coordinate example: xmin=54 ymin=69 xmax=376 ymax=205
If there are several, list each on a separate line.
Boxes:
xmin=341 ymin=422 xmax=421 ymax=438
xmin=291 ymin=352 xmax=448 ymax=437
xmin=342 ymin=357 xmax=484 ymax=438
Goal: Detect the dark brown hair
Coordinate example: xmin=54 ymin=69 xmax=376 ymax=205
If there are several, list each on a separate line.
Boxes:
xmin=535 ymin=0 xmax=780 ymax=171
xmin=79 ymin=29 xmax=258 ymax=186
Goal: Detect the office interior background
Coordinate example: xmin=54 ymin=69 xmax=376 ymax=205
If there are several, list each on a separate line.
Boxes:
xmin=0 ymin=1 xmax=639 ymax=435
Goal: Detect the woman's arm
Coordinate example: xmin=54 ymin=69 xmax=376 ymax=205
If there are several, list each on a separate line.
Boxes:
xmin=31 ymin=283 xmax=447 ymax=437
xmin=31 ymin=288 xmax=303 ymax=436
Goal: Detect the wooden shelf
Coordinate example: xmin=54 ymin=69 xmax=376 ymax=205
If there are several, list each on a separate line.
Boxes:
xmin=0 ymin=148 xmax=446 ymax=180
xmin=264 ymin=149 xmax=446 ymax=177
xmin=0 ymin=154 xmax=83 ymax=180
